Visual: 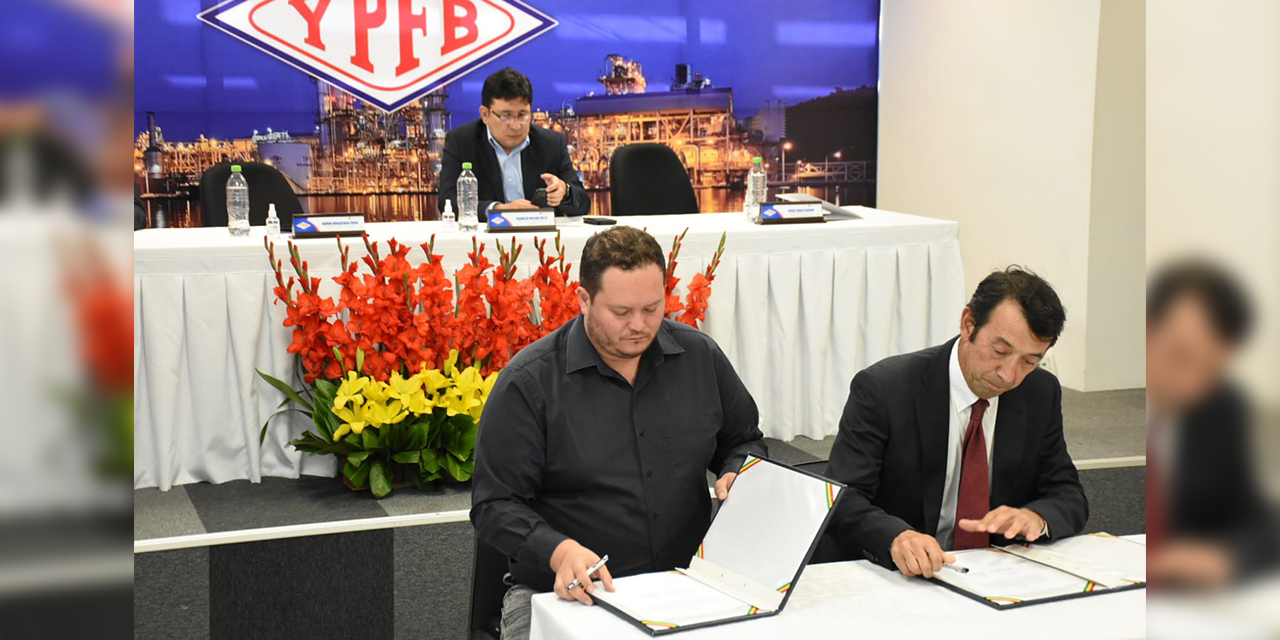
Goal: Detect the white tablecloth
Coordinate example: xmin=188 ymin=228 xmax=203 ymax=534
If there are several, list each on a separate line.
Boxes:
xmin=134 ymin=208 xmax=964 ymax=490
xmin=530 ymin=555 xmax=1146 ymax=640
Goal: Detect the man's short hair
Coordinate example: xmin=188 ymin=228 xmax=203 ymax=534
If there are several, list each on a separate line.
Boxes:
xmin=967 ymin=266 xmax=1066 ymax=347
xmin=1147 ymin=259 xmax=1252 ymax=344
xmin=481 ymin=67 xmax=533 ymax=108
xmin=580 ymin=226 xmax=666 ymax=299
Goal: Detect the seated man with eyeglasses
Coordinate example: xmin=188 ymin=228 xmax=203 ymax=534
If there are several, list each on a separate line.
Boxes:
xmin=439 ymin=67 xmax=590 ymax=220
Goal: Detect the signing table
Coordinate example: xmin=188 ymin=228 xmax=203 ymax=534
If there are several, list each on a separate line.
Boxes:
xmin=529 ymin=536 xmax=1148 ymax=639
xmin=134 ymin=208 xmax=964 ymax=490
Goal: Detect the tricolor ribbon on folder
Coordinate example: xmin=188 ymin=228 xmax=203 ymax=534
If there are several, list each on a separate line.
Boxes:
xmin=642 ymin=620 xmax=679 ymax=630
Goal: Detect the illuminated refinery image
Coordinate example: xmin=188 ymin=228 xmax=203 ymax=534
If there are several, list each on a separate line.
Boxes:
xmin=135 ymin=56 xmax=874 ymax=225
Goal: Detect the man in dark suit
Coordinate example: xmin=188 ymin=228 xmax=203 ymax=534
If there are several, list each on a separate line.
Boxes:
xmin=1146 ymin=260 xmax=1278 ymax=588
xmin=826 ymin=267 xmax=1088 ymax=578
xmin=438 ymin=67 xmax=589 ymax=221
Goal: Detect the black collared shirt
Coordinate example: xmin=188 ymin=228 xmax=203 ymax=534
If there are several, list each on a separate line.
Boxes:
xmin=470 ymin=316 xmax=766 ymax=591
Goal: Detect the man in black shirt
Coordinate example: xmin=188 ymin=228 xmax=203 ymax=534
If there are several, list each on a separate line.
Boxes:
xmin=470 ymin=226 xmax=766 ymax=639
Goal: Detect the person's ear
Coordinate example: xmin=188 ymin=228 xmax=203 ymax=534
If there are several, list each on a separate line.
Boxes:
xmin=479 ymin=105 xmax=487 ymax=119
xmin=577 ymin=286 xmax=591 ymax=310
xmin=960 ymin=307 xmax=976 ymax=341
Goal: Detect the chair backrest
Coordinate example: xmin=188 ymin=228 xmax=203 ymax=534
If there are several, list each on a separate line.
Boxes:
xmin=608 ymin=143 xmax=699 ymax=216
xmin=198 ymin=161 xmax=302 ymax=228
xmin=468 ymin=535 xmax=510 ymax=639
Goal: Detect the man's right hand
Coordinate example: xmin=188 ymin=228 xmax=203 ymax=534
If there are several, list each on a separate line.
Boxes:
xmin=492 ymin=199 xmax=536 ymax=211
xmin=890 ymin=530 xmax=955 ymax=578
xmin=549 ymin=539 xmax=615 ymax=605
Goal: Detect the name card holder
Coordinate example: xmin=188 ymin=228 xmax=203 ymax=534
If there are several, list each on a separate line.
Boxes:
xmin=292 ymin=213 xmax=367 ymax=238
xmin=487 ymin=208 xmax=556 ymax=232
xmin=757 ymin=201 xmax=826 ymax=225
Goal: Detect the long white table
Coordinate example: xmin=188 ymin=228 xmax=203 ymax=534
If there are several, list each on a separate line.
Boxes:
xmin=134 ymin=209 xmax=964 ymax=490
xmin=530 ymin=539 xmax=1148 ymax=640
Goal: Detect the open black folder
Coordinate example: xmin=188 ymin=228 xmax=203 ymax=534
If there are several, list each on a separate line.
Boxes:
xmin=931 ymin=533 xmax=1146 ymax=610
xmin=589 ymin=455 xmax=846 ymax=635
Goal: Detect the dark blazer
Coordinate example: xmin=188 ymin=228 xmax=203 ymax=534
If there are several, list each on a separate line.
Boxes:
xmin=1170 ymin=384 xmax=1279 ymax=577
xmin=825 ymin=337 xmax=1088 ymax=570
xmin=438 ymin=119 xmax=590 ymax=220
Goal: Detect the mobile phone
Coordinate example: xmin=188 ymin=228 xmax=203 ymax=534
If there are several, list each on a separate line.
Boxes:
xmin=583 ymin=216 xmax=617 ymax=225
xmin=531 ymin=188 xmax=549 ymax=208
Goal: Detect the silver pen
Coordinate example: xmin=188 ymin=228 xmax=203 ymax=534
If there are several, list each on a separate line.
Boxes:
xmin=943 ymin=563 xmax=970 ymax=574
xmin=566 ymin=554 xmax=610 ymax=591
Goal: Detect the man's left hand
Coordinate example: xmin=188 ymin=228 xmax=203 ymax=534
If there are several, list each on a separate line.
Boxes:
xmin=714 ymin=472 xmax=737 ymax=501
xmin=958 ymin=506 xmax=1046 ymax=541
xmin=540 ymin=173 xmax=566 ymax=207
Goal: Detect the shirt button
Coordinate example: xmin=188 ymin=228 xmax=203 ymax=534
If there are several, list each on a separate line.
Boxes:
xmin=639 ymin=431 xmax=646 ymax=438
xmin=646 ymin=470 xmax=653 ymax=478
xmin=650 ymin=512 xmax=658 ymax=520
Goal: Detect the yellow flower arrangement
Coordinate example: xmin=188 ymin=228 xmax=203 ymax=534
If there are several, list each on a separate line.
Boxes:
xmin=258 ymin=348 xmax=501 ymax=498
xmin=328 ymin=351 xmax=499 ymax=442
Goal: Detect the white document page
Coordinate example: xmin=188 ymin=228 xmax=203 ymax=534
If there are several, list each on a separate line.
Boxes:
xmin=1003 ymin=533 xmax=1146 ymax=585
xmin=934 ymin=548 xmax=1091 ymax=606
xmin=591 ymin=571 xmax=757 ymax=630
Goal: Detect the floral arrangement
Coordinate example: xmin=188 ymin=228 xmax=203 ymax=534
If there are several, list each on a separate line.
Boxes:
xmin=259 ymin=228 xmax=725 ymax=497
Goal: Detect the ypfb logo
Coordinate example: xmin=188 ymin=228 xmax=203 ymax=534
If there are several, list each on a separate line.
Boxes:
xmin=199 ymin=0 xmax=557 ymax=111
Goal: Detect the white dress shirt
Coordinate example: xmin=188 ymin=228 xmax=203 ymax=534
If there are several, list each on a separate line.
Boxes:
xmin=486 ymin=128 xmax=530 ymax=211
xmin=936 ymin=340 xmax=998 ymax=550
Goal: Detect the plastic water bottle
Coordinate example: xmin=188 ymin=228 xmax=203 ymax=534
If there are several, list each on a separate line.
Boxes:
xmin=265 ymin=203 xmax=280 ymax=237
xmin=745 ymin=157 xmax=766 ymax=223
xmin=457 ymin=162 xmax=479 ymax=232
xmin=153 ymin=204 xmax=166 ymax=228
xmin=227 ymin=165 xmax=250 ymax=236
xmin=441 ymin=199 xmax=457 ymax=232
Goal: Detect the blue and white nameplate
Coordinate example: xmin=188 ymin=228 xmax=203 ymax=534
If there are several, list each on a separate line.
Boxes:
xmin=487 ymin=209 xmax=556 ymax=232
xmin=293 ymin=213 xmax=366 ymax=237
xmin=759 ymin=201 xmax=825 ymax=224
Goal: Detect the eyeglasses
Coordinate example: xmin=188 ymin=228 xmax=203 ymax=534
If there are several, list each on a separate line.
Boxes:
xmin=491 ymin=111 xmax=532 ymax=126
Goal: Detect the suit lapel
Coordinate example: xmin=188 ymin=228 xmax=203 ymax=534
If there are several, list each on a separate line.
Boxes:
xmin=475 ymin=123 xmax=504 ymax=198
xmin=916 ymin=339 xmax=955 ymax=536
xmin=990 ymin=389 xmax=1027 ymax=509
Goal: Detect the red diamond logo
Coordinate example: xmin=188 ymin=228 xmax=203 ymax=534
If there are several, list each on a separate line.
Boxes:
xmin=199 ymin=0 xmax=557 ymax=111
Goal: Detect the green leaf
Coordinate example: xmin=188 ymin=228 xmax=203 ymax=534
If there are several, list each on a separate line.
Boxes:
xmin=259 ymin=408 xmax=309 ymax=445
xmin=356 ymin=348 xmax=365 ymax=375
xmin=392 ymin=450 xmax=421 ymax=464
xmin=312 ymin=380 xmax=339 ymax=439
xmin=408 ymin=420 xmax=431 ymax=450
xmin=347 ymin=451 xmax=372 ymax=466
xmin=443 ymin=455 xmax=473 ymax=482
xmin=362 ymin=429 xmax=381 ymax=450
xmin=257 ymin=369 xmax=311 ymax=410
xmin=370 ymin=460 xmax=392 ymax=498
xmin=447 ymin=418 xmax=478 ymax=460
xmin=421 ymin=451 xmax=441 ymax=474
xmin=344 ymin=459 xmax=370 ymax=488
xmin=314 ymin=378 xmax=339 ymax=399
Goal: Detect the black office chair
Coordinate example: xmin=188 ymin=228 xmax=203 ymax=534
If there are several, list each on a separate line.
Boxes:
xmin=198 ymin=161 xmax=302 ymax=228
xmin=469 ymin=536 xmax=510 ymax=640
xmin=609 ymin=143 xmax=699 ymax=216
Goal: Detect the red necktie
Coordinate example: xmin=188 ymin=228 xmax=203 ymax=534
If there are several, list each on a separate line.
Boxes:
xmin=954 ymin=398 xmax=991 ymax=550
